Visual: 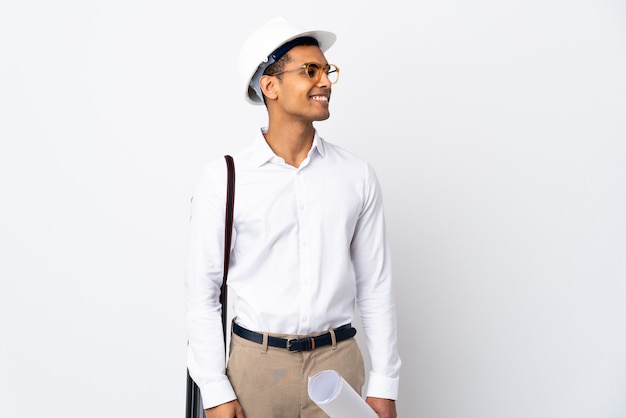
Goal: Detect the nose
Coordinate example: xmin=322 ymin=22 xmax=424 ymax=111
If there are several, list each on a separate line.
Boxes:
xmin=317 ymin=70 xmax=331 ymax=87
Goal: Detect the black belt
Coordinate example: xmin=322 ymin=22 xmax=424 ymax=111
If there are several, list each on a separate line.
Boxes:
xmin=232 ymin=322 xmax=356 ymax=352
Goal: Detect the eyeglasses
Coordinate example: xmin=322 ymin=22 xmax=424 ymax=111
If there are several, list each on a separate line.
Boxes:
xmin=267 ymin=63 xmax=340 ymax=84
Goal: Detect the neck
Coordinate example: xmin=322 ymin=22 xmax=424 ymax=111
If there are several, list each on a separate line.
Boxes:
xmin=263 ymin=119 xmax=315 ymax=168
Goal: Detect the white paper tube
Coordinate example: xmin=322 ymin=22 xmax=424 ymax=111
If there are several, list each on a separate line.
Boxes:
xmin=307 ymin=370 xmax=378 ymax=418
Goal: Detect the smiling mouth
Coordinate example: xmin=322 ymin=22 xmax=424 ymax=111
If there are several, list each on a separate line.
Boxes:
xmin=311 ymin=95 xmax=329 ymax=104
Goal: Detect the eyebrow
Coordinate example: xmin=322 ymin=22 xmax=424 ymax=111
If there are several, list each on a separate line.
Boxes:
xmin=299 ymin=62 xmax=328 ymax=67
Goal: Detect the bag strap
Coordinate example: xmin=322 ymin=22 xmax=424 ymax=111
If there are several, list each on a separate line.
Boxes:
xmin=220 ymin=155 xmax=235 ymax=346
xmin=185 ymin=156 xmax=235 ymax=418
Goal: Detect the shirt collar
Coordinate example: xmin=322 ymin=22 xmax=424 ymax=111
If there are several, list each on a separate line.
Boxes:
xmin=250 ymin=127 xmax=326 ymax=167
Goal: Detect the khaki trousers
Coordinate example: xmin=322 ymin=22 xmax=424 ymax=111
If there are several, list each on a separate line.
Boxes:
xmin=226 ymin=328 xmax=365 ymax=418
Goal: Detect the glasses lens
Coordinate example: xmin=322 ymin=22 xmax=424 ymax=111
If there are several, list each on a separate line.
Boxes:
xmin=302 ymin=63 xmax=339 ymax=84
xmin=327 ymin=64 xmax=339 ymax=84
xmin=304 ymin=63 xmax=320 ymax=79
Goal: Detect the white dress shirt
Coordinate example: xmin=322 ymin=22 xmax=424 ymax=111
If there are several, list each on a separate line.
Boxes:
xmin=185 ymin=129 xmax=401 ymax=408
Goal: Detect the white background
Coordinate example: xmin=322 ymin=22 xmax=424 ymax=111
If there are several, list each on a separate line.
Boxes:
xmin=1 ymin=1 xmax=625 ymax=417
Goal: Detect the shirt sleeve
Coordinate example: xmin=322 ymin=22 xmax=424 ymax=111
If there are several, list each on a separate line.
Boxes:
xmin=184 ymin=162 xmax=237 ymax=408
xmin=351 ymin=162 xmax=402 ymax=400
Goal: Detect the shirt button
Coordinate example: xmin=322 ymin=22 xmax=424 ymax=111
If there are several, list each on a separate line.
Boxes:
xmin=302 ymin=316 xmax=308 ymax=322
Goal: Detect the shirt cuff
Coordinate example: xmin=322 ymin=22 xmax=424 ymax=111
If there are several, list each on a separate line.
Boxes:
xmin=199 ymin=378 xmax=237 ymax=410
xmin=365 ymin=371 xmax=399 ymax=400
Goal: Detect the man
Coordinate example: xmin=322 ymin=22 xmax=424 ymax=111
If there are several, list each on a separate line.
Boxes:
xmin=185 ymin=17 xmax=401 ymax=418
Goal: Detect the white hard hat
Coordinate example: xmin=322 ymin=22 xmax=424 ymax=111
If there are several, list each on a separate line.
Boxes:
xmin=238 ymin=17 xmax=336 ymax=105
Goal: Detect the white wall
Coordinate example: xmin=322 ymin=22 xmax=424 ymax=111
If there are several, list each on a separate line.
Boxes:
xmin=1 ymin=1 xmax=625 ymax=417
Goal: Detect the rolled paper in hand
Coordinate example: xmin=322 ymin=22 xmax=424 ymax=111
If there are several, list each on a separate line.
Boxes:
xmin=307 ymin=370 xmax=378 ymax=418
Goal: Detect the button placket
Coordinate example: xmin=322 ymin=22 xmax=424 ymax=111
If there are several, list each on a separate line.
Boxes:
xmin=295 ymin=169 xmax=312 ymax=330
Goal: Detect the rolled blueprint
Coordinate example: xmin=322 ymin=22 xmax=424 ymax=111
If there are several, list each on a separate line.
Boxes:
xmin=307 ymin=370 xmax=378 ymax=418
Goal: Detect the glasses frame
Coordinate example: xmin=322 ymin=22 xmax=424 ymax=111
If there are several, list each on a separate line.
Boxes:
xmin=267 ymin=63 xmax=340 ymax=84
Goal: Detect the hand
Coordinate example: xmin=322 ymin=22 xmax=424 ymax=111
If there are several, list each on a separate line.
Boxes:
xmin=366 ymin=397 xmax=397 ymax=418
xmin=204 ymin=400 xmax=245 ymax=418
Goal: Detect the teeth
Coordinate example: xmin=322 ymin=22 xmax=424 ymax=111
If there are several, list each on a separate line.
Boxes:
xmin=312 ymin=96 xmax=328 ymax=102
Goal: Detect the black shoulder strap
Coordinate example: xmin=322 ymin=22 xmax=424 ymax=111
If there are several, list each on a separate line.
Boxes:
xmin=220 ymin=155 xmax=235 ymax=344
xmin=185 ymin=155 xmax=235 ymax=418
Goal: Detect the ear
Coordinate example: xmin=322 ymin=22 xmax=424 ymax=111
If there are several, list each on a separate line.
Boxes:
xmin=259 ymin=75 xmax=279 ymax=101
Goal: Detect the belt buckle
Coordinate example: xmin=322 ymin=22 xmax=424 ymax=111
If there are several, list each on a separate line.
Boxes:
xmin=286 ymin=338 xmax=298 ymax=352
